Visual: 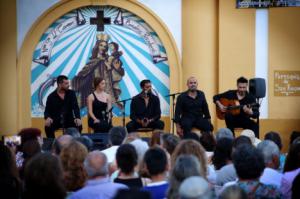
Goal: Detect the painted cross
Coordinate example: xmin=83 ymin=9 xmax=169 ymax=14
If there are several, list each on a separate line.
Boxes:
xmin=90 ymin=10 xmax=111 ymax=31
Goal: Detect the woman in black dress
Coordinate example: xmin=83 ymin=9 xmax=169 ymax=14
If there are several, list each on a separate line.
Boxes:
xmin=87 ymin=77 xmax=112 ymax=133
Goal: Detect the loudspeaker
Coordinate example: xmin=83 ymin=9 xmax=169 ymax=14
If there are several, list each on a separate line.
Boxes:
xmin=81 ymin=133 xmax=109 ymax=150
xmin=249 ymin=78 xmax=266 ymax=98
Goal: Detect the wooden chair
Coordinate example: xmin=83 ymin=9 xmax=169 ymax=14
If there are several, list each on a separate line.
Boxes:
xmin=136 ymin=128 xmax=154 ymax=138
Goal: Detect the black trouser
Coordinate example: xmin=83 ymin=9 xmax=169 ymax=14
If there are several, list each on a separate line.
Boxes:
xmin=126 ymin=120 xmax=165 ymax=133
xmin=45 ymin=119 xmax=82 ymax=138
xmin=88 ymin=118 xmax=111 ymax=133
xmin=225 ymin=114 xmax=259 ymax=137
xmin=180 ymin=116 xmax=213 ymax=136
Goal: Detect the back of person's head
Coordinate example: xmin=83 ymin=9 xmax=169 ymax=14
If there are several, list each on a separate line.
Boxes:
xmin=84 ymin=150 xmax=109 ymax=178
xmin=75 ymin=135 xmax=94 ymax=151
xmin=215 ymin=128 xmax=234 ymax=142
xmin=0 ymin=143 xmax=17 ymax=177
xmin=0 ymin=143 xmax=21 ymax=199
xmin=144 ymin=147 xmax=167 ymax=176
xmin=257 ymin=140 xmax=280 ymax=169
xmin=161 ymin=133 xmax=180 ymax=155
xmin=240 ymin=129 xmax=260 ymax=146
xmin=24 ymin=153 xmax=66 ymax=199
xmin=232 ymin=145 xmax=265 ymax=180
xmin=60 ymin=141 xmax=88 ymax=191
xmin=109 ymin=126 xmax=127 ymax=145
xmin=113 ymin=189 xmax=151 ymax=199
xmin=199 ymin=131 xmax=216 ymax=152
xmin=284 ymin=138 xmax=300 ymax=172
xmin=51 ymin=135 xmax=74 ymax=155
xmin=233 ymin=136 xmax=252 ymax=149
xmin=179 ymin=176 xmax=213 ymax=199
xmin=172 ymin=139 xmax=207 ymax=177
xmin=219 ymin=185 xmax=247 ymax=199
xmin=18 ymin=128 xmax=42 ymax=151
xmin=292 ymin=173 xmax=300 ymax=199
xmin=116 ymin=144 xmax=138 ymax=174
xmin=212 ymin=137 xmax=234 ymax=170
xmin=183 ymin=132 xmax=201 ymax=142
xmin=264 ymin=131 xmax=282 ymax=150
xmin=168 ymin=155 xmax=202 ymax=199
xmin=237 ymin=76 xmax=248 ymax=84
xmin=65 ymin=127 xmax=80 ymax=138
xmin=290 ymin=131 xmax=300 ymax=145
xmin=22 ymin=139 xmax=41 ymax=159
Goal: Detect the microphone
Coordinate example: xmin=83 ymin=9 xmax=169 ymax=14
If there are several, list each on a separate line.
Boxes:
xmin=144 ymin=90 xmax=148 ymax=98
xmin=101 ymin=111 xmax=106 ymax=121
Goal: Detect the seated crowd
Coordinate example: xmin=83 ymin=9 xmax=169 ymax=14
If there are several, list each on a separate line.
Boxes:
xmin=1 ymin=127 xmax=300 ymax=199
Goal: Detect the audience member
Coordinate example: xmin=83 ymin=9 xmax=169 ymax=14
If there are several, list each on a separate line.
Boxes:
xmin=219 ymin=185 xmax=247 ymax=199
xmin=0 ymin=143 xmax=22 ymax=199
xmin=65 ymin=127 xmax=81 ymax=138
xmin=60 ymin=141 xmax=88 ymax=192
xmin=291 ymin=173 xmax=300 ymax=199
xmin=23 ymin=153 xmax=66 ymax=199
xmin=113 ymin=189 xmax=151 ymax=199
xmin=16 ymin=128 xmax=43 ymax=168
xmin=167 ymin=155 xmax=202 ymax=199
xmin=257 ymin=140 xmax=282 ymax=188
xmin=281 ymin=138 xmax=300 ymax=199
xmin=114 ymin=144 xmax=143 ymax=188
xmin=212 ymin=138 xmax=236 ymax=186
xmin=130 ymin=137 xmax=149 ymax=164
xmin=232 ymin=136 xmax=252 ymax=150
xmin=76 ymin=135 xmax=94 ymax=151
xmin=199 ymin=131 xmax=216 ymax=152
xmin=240 ymin=129 xmax=261 ymax=146
xmin=143 ymin=147 xmax=169 ymax=199
xmin=161 ymin=133 xmax=180 ymax=155
xmin=171 ymin=139 xmax=207 ymax=177
xmin=264 ymin=131 xmax=285 ymax=172
xmin=179 ymin=176 xmax=214 ymax=199
xmin=19 ymin=139 xmax=41 ymax=179
xmin=51 ymin=134 xmax=74 ymax=155
xmin=215 ymin=128 xmax=234 ymax=142
xmin=232 ymin=145 xmax=281 ymax=198
xmin=290 ymin=131 xmax=300 ymax=145
xmin=70 ymin=151 xmax=127 ymax=199
xmin=102 ymin=126 xmax=127 ymax=163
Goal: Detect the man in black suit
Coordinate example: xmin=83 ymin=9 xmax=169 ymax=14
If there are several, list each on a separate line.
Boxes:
xmin=126 ymin=79 xmax=164 ymax=133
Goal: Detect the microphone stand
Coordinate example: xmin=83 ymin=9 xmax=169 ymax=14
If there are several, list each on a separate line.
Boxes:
xmin=165 ymin=92 xmax=182 ymax=134
xmin=116 ymin=98 xmax=133 ymax=127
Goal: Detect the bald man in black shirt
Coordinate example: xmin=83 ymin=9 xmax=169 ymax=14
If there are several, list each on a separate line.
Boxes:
xmin=174 ymin=77 xmax=213 ymax=137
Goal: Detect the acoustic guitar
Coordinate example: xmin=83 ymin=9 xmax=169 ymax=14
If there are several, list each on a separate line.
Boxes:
xmin=216 ymin=98 xmax=258 ymax=120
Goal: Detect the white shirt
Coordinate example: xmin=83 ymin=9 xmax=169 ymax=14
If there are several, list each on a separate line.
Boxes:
xmin=101 ymin=145 xmax=119 ymax=163
xmin=259 ymin=167 xmax=283 ymax=188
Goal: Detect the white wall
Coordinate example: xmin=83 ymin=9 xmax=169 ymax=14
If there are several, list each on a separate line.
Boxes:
xmin=138 ymin=0 xmax=182 ymax=56
xmin=17 ymin=0 xmax=59 ymax=52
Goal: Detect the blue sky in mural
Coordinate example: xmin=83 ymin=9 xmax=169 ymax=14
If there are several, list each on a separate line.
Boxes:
xmin=31 ymin=6 xmax=170 ymax=117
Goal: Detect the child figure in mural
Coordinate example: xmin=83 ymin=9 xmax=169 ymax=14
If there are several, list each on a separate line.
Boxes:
xmin=72 ymin=34 xmax=124 ymax=108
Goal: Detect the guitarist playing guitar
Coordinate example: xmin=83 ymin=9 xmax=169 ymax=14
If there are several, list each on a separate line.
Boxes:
xmin=213 ymin=77 xmax=259 ymax=137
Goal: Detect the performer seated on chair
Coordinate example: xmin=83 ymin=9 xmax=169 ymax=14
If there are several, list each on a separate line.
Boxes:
xmin=213 ymin=76 xmax=259 ymax=137
xmin=87 ymin=77 xmax=112 ymax=133
xmin=44 ymin=75 xmax=82 ymax=138
xmin=174 ymin=76 xmax=213 ymax=137
xmin=126 ymin=79 xmax=164 ymax=133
